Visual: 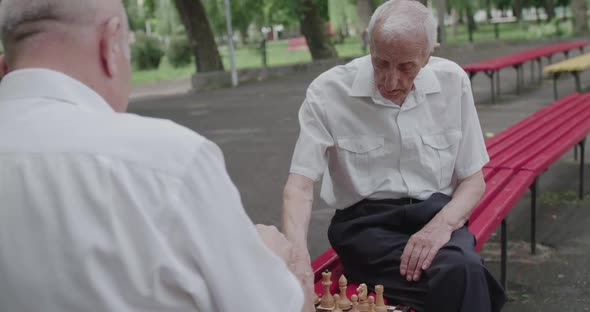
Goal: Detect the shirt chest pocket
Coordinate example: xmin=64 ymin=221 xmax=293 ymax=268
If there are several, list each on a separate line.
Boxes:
xmin=420 ymin=131 xmax=462 ymax=188
xmin=336 ymin=136 xmax=385 ymax=184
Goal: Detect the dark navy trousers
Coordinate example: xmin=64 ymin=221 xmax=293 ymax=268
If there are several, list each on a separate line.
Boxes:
xmin=328 ymin=193 xmax=506 ymax=312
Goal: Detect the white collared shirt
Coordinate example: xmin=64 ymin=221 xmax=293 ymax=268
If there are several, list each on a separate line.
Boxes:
xmin=0 ymin=69 xmax=303 ymax=311
xmin=290 ymin=56 xmax=489 ymax=209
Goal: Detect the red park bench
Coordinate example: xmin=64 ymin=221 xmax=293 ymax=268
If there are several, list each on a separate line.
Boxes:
xmin=288 ymin=37 xmax=308 ymax=51
xmin=463 ymin=41 xmax=589 ymax=103
xmin=311 ymin=92 xmax=590 ymax=310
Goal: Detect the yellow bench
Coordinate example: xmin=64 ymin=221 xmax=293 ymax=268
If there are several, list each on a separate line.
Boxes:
xmin=544 ymin=52 xmax=590 ymax=99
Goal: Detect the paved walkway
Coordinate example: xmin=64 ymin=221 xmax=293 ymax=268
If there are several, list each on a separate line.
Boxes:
xmin=129 ymin=37 xmax=590 ymax=311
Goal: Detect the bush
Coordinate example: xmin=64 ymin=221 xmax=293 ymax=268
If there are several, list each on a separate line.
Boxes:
xmin=131 ymin=32 xmax=164 ymax=70
xmin=167 ymin=36 xmax=193 ymax=68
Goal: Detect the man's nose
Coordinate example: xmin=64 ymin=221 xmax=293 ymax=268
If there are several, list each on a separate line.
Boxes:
xmin=385 ymin=70 xmax=399 ymax=91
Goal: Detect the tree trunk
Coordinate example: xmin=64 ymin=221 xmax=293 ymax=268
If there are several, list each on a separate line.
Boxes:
xmin=437 ymin=0 xmax=446 ymax=44
xmin=239 ymin=24 xmax=249 ymax=45
xmin=173 ymin=0 xmax=224 ymax=72
xmin=357 ymin=0 xmax=374 ymax=51
xmin=544 ymin=0 xmax=556 ymax=21
xmin=466 ymin=2 xmax=477 ymax=31
xmin=451 ymin=8 xmax=459 ymax=36
xmin=486 ymin=0 xmax=492 ymax=21
xmin=512 ymin=0 xmax=523 ymax=21
xmin=357 ymin=0 xmax=374 ymax=32
xmin=417 ymin=0 xmax=428 ymax=5
xmin=572 ymin=0 xmax=589 ymax=35
xmin=300 ymin=0 xmax=338 ymax=60
xmin=465 ymin=3 xmax=476 ymax=42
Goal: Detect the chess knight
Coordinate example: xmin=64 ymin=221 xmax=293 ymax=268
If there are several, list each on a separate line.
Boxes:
xmin=282 ymin=1 xmax=506 ymax=311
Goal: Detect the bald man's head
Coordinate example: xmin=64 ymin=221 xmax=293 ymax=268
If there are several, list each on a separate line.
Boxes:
xmin=0 ymin=0 xmax=132 ymax=112
xmin=368 ymin=0 xmax=437 ymax=58
xmin=0 ymin=0 xmax=128 ymax=62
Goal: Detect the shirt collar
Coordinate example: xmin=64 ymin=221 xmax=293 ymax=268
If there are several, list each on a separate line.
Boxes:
xmin=414 ymin=64 xmax=441 ymax=95
xmin=349 ymin=56 xmax=442 ymax=99
xmin=0 ymin=68 xmax=114 ymax=113
xmin=349 ymin=56 xmax=375 ymax=98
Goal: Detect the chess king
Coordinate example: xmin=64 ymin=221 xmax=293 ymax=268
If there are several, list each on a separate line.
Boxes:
xmin=282 ymin=0 xmax=506 ymax=311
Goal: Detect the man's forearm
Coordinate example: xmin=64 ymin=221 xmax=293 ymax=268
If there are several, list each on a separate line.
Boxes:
xmin=282 ymin=174 xmax=315 ymax=249
xmin=282 ymin=174 xmax=317 ymax=312
xmin=433 ymin=171 xmax=486 ymax=231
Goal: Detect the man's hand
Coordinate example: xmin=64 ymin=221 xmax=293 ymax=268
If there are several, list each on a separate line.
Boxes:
xmin=399 ymin=171 xmax=486 ymax=283
xmin=256 ymin=225 xmax=315 ymax=312
xmin=256 ymin=224 xmax=294 ymax=263
xmin=291 ymin=246 xmax=315 ymax=312
xmin=399 ymin=219 xmax=453 ymax=282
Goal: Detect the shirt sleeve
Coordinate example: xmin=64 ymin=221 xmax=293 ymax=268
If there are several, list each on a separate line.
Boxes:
xmin=289 ymin=86 xmax=334 ymax=181
xmin=162 ymin=140 xmax=304 ymax=311
xmin=454 ymin=73 xmax=490 ymax=180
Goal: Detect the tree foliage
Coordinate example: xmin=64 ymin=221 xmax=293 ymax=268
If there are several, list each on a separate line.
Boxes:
xmin=123 ymin=0 xmax=146 ymax=32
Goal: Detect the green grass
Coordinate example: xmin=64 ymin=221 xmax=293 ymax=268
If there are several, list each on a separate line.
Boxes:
xmin=131 ymin=18 xmax=583 ymax=86
xmin=444 ymin=19 xmax=576 ymax=45
xmin=132 ymin=36 xmax=367 ymax=86
xmin=219 ymin=36 xmax=366 ymax=69
xmin=131 ymin=56 xmax=195 ymax=85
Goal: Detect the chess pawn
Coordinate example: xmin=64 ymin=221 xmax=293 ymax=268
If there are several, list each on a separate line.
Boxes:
xmin=338 ymin=275 xmax=352 ymax=310
xmin=368 ymin=296 xmax=375 ymax=312
xmin=320 ymin=271 xmax=335 ymax=309
xmin=333 ymin=294 xmax=343 ymax=312
xmin=350 ymin=295 xmax=360 ymax=312
xmin=374 ymin=285 xmax=387 ymax=312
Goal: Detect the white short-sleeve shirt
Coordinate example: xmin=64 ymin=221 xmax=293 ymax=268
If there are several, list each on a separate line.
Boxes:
xmin=290 ymin=56 xmax=489 ymax=210
xmin=0 ymin=69 xmax=303 ymax=311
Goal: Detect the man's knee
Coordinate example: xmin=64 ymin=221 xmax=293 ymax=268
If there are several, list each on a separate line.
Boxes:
xmin=431 ymin=249 xmax=485 ymax=280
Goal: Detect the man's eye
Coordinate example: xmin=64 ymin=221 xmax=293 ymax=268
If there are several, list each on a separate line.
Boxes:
xmin=401 ymin=64 xmax=417 ymax=72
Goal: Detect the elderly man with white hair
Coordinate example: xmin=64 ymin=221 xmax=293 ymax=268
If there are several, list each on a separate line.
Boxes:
xmin=282 ymin=1 xmax=506 ymax=311
xmin=0 ymin=0 xmax=307 ymax=311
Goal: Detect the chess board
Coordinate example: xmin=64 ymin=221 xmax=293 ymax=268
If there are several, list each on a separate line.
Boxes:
xmin=314 ymin=270 xmax=413 ymax=312
xmin=316 ymin=305 xmax=410 ymax=312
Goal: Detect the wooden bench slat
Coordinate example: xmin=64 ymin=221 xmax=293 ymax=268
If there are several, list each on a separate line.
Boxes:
xmin=508 ymin=108 xmax=590 ymax=170
xmin=463 ymin=41 xmax=589 ymax=72
xmin=482 ymin=167 xmax=494 ymax=180
xmin=485 ymin=93 xmax=581 ymax=150
xmin=494 ymin=95 xmax=590 ymax=170
xmin=469 ymin=170 xmax=537 ymax=251
xmin=487 ymin=95 xmax=590 ymax=168
xmin=544 ymin=52 xmax=590 ymax=73
xmin=470 ymin=168 xmax=514 ymax=222
xmin=522 ymin=111 xmax=590 ymax=172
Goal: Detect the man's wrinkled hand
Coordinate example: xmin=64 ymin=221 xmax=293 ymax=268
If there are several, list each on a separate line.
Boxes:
xmin=256 ymin=225 xmax=315 ymax=311
xmin=256 ymin=224 xmax=294 ymax=263
xmin=399 ymin=220 xmax=453 ymax=282
xmin=290 ymin=246 xmax=315 ymax=312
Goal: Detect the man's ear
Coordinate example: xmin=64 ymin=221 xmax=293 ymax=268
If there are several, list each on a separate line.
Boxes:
xmin=100 ymin=17 xmax=123 ymax=78
xmin=0 ymin=55 xmax=9 ymax=78
xmin=434 ymin=42 xmax=441 ymax=52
